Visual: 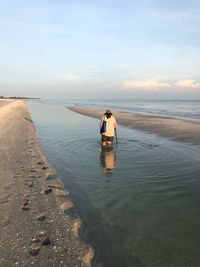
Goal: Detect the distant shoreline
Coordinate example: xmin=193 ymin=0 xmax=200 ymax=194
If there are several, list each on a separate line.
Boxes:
xmin=67 ymin=105 xmax=200 ymax=145
xmin=0 ymin=96 xmax=40 ymax=99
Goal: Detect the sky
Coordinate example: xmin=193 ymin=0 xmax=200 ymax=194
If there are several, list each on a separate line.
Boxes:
xmin=0 ymin=0 xmax=200 ymax=99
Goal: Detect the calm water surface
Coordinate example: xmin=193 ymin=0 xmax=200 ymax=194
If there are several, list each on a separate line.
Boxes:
xmin=28 ymin=101 xmax=200 ymax=267
xmin=36 ymin=99 xmax=200 ymax=121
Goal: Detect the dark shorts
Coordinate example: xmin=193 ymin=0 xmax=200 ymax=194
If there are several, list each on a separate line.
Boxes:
xmin=102 ymin=135 xmax=114 ymax=143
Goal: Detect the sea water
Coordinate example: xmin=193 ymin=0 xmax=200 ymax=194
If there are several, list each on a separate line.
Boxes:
xmin=36 ymin=99 xmax=200 ymax=122
xmin=28 ymin=100 xmax=200 ymax=267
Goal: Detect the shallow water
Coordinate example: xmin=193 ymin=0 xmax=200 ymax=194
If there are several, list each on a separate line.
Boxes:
xmin=28 ymin=101 xmax=200 ymax=267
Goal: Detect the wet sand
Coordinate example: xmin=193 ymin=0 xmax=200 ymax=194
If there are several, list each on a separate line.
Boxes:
xmin=0 ymin=100 xmax=94 ymax=267
xmin=68 ymin=105 xmax=200 ymax=144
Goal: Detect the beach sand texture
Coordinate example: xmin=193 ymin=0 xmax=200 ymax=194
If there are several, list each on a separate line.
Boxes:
xmin=0 ymin=100 xmax=94 ymax=267
xmin=68 ymin=105 xmax=200 ymax=144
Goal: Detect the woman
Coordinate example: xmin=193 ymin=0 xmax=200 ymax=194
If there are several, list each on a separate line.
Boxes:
xmin=100 ymin=109 xmax=117 ymax=146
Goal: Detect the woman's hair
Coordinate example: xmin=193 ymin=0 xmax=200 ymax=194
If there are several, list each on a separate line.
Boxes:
xmin=105 ymin=109 xmax=112 ymax=119
xmin=105 ymin=113 xmax=112 ymax=119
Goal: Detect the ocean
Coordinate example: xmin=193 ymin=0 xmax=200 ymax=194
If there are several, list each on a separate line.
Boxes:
xmin=35 ymin=99 xmax=200 ymax=121
xmin=28 ymin=100 xmax=200 ymax=267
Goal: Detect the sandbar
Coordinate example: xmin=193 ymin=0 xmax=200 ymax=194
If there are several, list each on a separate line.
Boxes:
xmin=0 ymin=100 xmax=94 ymax=267
xmin=68 ymin=105 xmax=200 ymax=144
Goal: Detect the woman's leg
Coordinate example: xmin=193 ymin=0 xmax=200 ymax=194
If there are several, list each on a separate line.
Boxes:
xmin=107 ymin=136 xmax=114 ymax=146
xmin=102 ymin=135 xmax=107 ymax=146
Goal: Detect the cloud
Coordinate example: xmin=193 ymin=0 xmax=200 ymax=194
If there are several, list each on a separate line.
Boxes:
xmin=121 ymin=79 xmax=200 ymax=91
xmin=122 ymin=80 xmax=171 ymax=90
xmin=175 ymin=79 xmax=200 ymax=90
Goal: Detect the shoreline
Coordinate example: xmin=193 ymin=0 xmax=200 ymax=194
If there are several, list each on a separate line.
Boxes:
xmin=0 ymin=100 xmax=94 ymax=267
xmin=67 ymin=105 xmax=200 ymax=145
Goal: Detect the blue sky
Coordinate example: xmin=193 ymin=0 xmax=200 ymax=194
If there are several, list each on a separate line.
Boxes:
xmin=0 ymin=0 xmax=200 ymax=99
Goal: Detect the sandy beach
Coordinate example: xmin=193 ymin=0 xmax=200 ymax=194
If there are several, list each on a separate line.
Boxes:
xmin=68 ymin=105 xmax=200 ymax=144
xmin=0 ymin=100 xmax=94 ymax=267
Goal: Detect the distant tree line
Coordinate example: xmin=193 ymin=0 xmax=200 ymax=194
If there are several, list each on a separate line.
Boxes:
xmin=0 ymin=96 xmax=40 ymax=99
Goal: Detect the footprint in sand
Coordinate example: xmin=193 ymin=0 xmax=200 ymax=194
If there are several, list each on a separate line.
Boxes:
xmin=44 ymin=188 xmax=52 ymax=195
xmin=42 ymin=166 xmax=48 ymax=170
xmin=29 ymin=230 xmax=51 ymax=256
xmin=30 ymin=169 xmax=37 ymax=173
xmin=36 ymin=212 xmax=46 ymax=221
xmin=22 ymin=199 xmax=31 ymax=211
xmin=29 ymin=239 xmax=41 ymax=256
xmin=23 ymin=181 xmax=34 ymax=187
xmin=36 ymin=161 xmax=44 ymax=165
xmin=37 ymin=230 xmax=51 ymax=246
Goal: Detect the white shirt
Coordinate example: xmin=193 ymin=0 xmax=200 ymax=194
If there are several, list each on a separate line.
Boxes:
xmin=101 ymin=115 xmax=117 ymax=137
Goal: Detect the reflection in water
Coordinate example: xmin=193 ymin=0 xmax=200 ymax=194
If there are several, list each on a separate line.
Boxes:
xmin=100 ymin=146 xmax=117 ymax=175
